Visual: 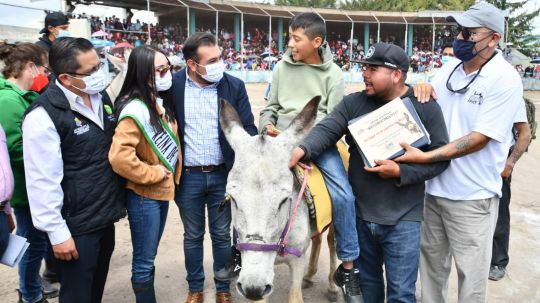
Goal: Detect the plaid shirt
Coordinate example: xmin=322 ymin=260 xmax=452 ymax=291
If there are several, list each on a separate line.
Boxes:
xmin=183 ymin=71 xmax=224 ymax=166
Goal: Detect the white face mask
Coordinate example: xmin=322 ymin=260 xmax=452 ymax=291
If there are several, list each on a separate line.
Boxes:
xmin=155 ymin=70 xmax=172 ymax=91
xmin=69 ymin=70 xmax=108 ymax=95
xmin=196 ymin=61 xmax=225 ymax=83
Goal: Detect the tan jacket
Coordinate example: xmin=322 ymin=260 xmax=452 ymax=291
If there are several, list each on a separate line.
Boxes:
xmin=109 ymin=106 xmax=182 ymax=201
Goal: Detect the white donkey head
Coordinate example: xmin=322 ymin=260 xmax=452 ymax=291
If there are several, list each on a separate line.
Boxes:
xmin=220 ymin=96 xmax=320 ymax=301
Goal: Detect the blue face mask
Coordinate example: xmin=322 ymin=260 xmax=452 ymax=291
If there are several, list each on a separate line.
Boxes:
xmin=57 ymin=29 xmax=70 ymax=38
xmin=453 ymin=39 xmax=477 ymax=62
xmin=453 ymin=32 xmax=493 ymax=62
xmin=441 ymin=56 xmax=452 ymax=65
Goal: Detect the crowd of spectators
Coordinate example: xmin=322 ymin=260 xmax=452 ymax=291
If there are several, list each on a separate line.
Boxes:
xmin=71 ymin=13 xmax=458 ymax=73
xmin=515 ymin=64 xmax=540 ymax=78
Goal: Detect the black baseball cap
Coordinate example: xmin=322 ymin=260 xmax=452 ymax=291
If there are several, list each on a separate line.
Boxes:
xmin=356 ymin=43 xmax=409 ymax=72
xmin=40 ymin=11 xmax=70 ymax=34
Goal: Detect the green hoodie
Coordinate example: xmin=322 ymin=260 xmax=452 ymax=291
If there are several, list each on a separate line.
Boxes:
xmin=0 ymin=77 xmax=38 ymax=208
xmin=259 ymin=42 xmax=345 ymax=131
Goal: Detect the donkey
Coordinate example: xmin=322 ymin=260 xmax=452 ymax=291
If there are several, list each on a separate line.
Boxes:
xmin=220 ymin=96 xmax=337 ymax=302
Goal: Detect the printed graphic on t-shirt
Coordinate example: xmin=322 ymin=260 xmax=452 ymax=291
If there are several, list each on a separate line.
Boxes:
xmin=467 ymin=87 xmax=486 ymax=105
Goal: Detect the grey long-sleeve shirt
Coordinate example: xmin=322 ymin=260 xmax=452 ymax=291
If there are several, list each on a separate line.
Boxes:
xmin=301 ymin=87 xmax=450 ymax=225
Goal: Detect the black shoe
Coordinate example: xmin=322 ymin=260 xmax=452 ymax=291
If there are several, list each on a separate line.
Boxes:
xmin=17 ymin=289 xmax=49 ymax=303
xmin=489 ymin=265 xmax=506 ymax=281
xmin=41 ymin=277 xmax=59 ymax=299
xmin=333 ymin=265 xmax=364 ymax=303
xmin=215 ymin=246 xmax=242 ymax=281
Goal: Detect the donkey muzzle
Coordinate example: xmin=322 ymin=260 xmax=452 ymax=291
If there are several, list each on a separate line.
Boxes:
xmin=237 ymin=282 xmax=272 ymax=301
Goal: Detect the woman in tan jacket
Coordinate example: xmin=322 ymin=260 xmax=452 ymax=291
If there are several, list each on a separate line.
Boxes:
xmin=109 ymin=45 xmax=181 ymax=303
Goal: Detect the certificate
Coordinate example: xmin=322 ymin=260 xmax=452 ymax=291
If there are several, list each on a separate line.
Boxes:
xmin=348 ymin=97 xmax=430 ymax=167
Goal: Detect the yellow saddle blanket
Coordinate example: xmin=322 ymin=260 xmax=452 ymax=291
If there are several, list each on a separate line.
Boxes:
xmin=295 ymin=140 xmax=349 ymax=233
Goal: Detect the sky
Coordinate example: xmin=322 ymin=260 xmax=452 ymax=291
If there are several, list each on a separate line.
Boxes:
xmin=0 ymin=0 xmax=539 ymax=35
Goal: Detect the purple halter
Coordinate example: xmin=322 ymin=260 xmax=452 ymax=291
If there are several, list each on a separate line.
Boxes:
xmin=234 ymin=163 xmax=312 ymax=258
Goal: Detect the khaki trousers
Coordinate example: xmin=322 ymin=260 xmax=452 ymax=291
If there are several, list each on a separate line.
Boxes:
xmin=420 ymin=194 xmax=499 ymax=303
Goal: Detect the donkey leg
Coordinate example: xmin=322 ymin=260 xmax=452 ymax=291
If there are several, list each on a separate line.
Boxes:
xmin=326 ymin=225 xmax=339 ymax=302
xmin=288 ymin=256 xmax=307 ymax=303
xmin=302 ymin=235 xmax=322 ymax=288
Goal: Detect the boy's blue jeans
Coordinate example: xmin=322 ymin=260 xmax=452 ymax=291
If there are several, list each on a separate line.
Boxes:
xmin=313 ymin=146 xmax=359 ymax=262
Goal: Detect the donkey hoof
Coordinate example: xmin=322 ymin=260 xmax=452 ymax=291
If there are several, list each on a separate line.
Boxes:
xmin=302 ymin=278 xmax=314 ymax=289
xmin=326 ymin=290 xmax=338 ymax=302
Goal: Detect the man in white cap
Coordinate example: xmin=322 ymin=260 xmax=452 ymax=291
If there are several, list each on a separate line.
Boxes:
xmin=396 ymin=3 xmax=523 ymax=302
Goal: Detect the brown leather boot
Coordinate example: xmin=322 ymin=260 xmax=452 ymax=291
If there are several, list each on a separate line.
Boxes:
xmin=184 ymin=291 xmax=204 ymax=303
xmin=216 ymin=291 xmax=232 ymax=303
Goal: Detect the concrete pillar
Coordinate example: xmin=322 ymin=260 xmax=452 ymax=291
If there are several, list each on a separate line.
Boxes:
xmin=189 ymin=9 xmax=196 ymax=35
xmin=407 ymin=24 xmax=414 ymax=56
xmin=363 ymin=23 xmax=369 ymax=50
xmin=234 ymin=14 xmax=241 ymax=51
xmin=278 ymin=17 xmax=284 ymax=53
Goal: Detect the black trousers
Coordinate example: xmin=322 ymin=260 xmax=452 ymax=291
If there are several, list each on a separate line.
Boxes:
xmin=56 ymin=224 xmax=115 ymax=303
xmin=0 ymin=213 xmax=9 ymax=257
xmin=491 ymin=176 xmax=511 ymax=268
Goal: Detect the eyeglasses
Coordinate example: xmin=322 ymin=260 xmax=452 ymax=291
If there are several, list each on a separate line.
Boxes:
xmin=36 ymin=64 xmax=52 ymax=76
xmin=446 ymin=52 xmax=497 ymax=94
xmin=67 ymin=62 xmax=104 ymax=77
xmin=155 ymin=65 xmax=171 ymax=78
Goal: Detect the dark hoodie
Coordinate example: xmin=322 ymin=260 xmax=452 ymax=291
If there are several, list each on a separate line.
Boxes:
xmin=36 ymin=35 xmax=53 ymax=53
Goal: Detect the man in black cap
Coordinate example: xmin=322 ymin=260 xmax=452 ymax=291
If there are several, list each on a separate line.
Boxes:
xmin=289 ymin=43 xmax=450 ymax=303
xmin=36 ymin=11 xmax=70 ymax=53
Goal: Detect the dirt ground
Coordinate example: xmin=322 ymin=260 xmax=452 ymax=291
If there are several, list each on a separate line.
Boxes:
xmin=0 ymin=84 xmax=539 ymax=302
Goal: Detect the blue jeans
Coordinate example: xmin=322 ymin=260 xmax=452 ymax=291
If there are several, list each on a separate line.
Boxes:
xmin=14 ymin=206 xmax=48 ymax=303
xmin=264 ymin=83 xmax=271 ymax=101
xmin=126 ymin=190 xmax=169 ymax=284
xmin=313 ymin=146 xmax=359 ymax=262
xmin=175 ymin=169 xmax=231 ymax=292
xmin=354 ymin=219 xmax=421 ymax=303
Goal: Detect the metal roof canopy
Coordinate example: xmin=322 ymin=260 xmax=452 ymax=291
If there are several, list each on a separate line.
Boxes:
xmin=88 ymin=0 xmax=461 ymax=25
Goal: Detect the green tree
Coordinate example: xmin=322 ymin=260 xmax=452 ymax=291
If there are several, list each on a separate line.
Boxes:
xmin=339 ymin=0 xmax=474 ymax=11
xmin=485 ymin=0 xmax=540 ymax=57
xmin=275 ymin=0 xmax=336 ymax=8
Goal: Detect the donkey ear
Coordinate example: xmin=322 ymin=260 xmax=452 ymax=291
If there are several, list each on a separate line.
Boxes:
xmin=281 ymin=96 xmax=321 ymax=139
xmin=219 ymin=98 xmax=251 ymax=151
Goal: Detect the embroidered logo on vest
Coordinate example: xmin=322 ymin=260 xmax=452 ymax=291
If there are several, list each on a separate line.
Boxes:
xmin=73 ymin=117 xmax=90 ymax=135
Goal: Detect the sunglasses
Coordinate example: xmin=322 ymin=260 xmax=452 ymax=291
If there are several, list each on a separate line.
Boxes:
xmin=446 ymin=52 xmax=497 ymax=94
xmin=451 ymin=26 xmax=494 ymax=41
xmin=155 ymin=65 xmax=171 ymax=78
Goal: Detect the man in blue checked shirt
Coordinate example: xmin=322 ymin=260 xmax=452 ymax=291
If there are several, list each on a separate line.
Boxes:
xmin=171 ymin=32 xmax=257 ymax=303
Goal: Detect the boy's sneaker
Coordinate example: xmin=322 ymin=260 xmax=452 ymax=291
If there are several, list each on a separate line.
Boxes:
xmin=215 ymin=246 xmax=242 ymax=281
xmin=332 ymin=264 xmax=364 ymax=303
